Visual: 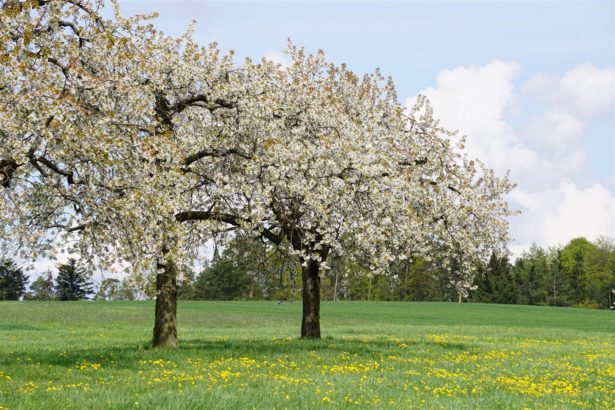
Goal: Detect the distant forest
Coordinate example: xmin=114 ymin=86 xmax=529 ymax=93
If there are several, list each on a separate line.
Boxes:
xmin=170 ymin=236 xmax=614 ymax=309
xmin=2 ymin=237 xmax=614 ymax=310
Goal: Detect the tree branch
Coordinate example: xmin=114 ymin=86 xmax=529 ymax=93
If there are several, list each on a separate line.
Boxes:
xmin=170 ymin=94 xmax=236 ymax=114
xmin=58 ymin=20 xmax=89 ymax=46
xmin=0 ymin=158 xmax=19 ymax=188
xmin=182 ymin=146 xmax=250 ymax=169
xmin=175 ymin=210 xmax=284 ymax=245
xmin=47 ymin=57 xmax=69 ymax=78
xmin=65 ymin=0 xmax=104 ymax=27
xmin=420 ymin=177 xmax=460 ymax=194
xmin=28 ymin=151 xmax=82 ymax=185
xmin=45 ymin=222 xmax=91 ymax=232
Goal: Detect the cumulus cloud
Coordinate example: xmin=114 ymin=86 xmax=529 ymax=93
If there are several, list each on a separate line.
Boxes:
xmin=520 ymin=65 xmax=615 ymax=159
xmin=406 ymin=61 xmax=520 ymax=169
xmin=510 ymin=183 xmax=615 ymax=249
xmin=405 ymin=60 xmax=551 ymax=189
xmin=562 ymin=65 xmax=615 ymax=115
xmin=522 ymin=111 xmax=584 ymax=152
xmin=522 ymin=65 xmax=615 ymax=116
xmin=406 ymin=61 xmax=615 ymax=257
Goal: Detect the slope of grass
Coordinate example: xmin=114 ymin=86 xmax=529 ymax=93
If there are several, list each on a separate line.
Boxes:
xmin=0 ymin=301 xmax=613 ymax=409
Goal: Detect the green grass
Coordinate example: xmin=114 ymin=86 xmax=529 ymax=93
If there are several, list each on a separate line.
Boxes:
xmin=0 ymin=301 xmax=613 ymax=409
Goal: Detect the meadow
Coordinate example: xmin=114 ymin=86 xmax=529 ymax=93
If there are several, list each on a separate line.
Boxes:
xmin=0 ymin=301 xmax=613 ymax=409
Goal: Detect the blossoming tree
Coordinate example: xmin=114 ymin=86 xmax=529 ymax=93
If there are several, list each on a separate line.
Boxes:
xmin=1 ymin=0 xmax=515 ymax=344
xmin=1 ymin=0 xmax=249 ymax=346
xmin=175 ymin=46 xmax=516 ymax=338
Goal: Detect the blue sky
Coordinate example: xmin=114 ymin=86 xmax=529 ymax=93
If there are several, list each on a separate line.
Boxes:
xmin=115 ymin=1 xmax=614 ymax=95
xmin=78 ymin=1 xmax=612 ymax=271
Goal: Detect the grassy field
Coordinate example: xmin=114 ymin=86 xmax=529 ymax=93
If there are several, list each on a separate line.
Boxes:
xmin=0 ymin=301 xmax=613 ymax=409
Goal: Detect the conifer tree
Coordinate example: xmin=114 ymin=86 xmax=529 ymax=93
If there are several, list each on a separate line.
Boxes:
xmin=0 ymin=259 xmax=28 ymax=300
xmin=55 ymin=259 xmax=93 ymax=301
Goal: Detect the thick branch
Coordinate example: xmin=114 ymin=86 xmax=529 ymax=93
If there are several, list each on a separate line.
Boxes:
xmin=65 ymin=0 xmax=104 ymax=27
xmin=182 ymin=147 xmax=250 ymax=169
xmin=381 ymin=158 xmax=429 ymax=176
xmin=170 ymin=94 xmax=236 ymax=114
xmin=175 ymin=210 xmax=284 ymax=245
xmin=176 ymin=210 xmax=239 ymax=225
xmin=0 ymin=158 xmax=19 ymax=188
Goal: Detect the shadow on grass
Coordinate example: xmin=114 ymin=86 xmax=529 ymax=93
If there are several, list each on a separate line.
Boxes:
xmin=0 ymin=323 xmax=45 ymax=331
xmin=1 ymin=335 xmax=471 ymax=371
xmin=179 ymin=336 xmax=469 ymax=354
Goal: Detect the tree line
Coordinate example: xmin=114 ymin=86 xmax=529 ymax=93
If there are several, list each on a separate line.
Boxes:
xmin=170 ymin=235 xmax=615 ymax=309
xmin=473 ymin=237 xmax=615 ymax=309
xmin=4 ymin=236 xmax=613 ymax=309
xmin=1 ymin=258 xmax=93 ymax=301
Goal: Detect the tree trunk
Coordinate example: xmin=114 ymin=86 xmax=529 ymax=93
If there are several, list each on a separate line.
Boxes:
xmin=403 ymin=262 xmax=409 ymax=301
xmin=333 ymin=272 xmax=338 ymax=302
xmin=153 ymin=257 xmax=178 ymax=348
xmin=301 ymin=259 xmax=321 ymax=338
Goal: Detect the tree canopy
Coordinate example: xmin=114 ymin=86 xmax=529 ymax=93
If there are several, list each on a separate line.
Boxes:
xmin=26 ymin=272 xmax=55 ymax=300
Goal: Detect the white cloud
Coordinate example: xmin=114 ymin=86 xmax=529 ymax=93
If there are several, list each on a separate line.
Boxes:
xmin=522 ymin=64 xmax=615 ymax=117
xmin=561 ymin=65 xmax=615 ymax=116
xmin=406 ymin=61 xmax=615 ymax=257
xmin=522 ymin=110 xmax=584 ymax=152
xmin=519 ymin=65 xmax=614 ymax=158
xmin=32 ymin=256 xmax=66 ymax=275
xmin=521 ymin=74 xmax=559 ymax=100
xmin=406 ymin=61 xmax=521 ymax=176
xmin=20 ymin=242 xmax=76 ymax=278
xmin=510 ymin=182 xmax=615 ymax=248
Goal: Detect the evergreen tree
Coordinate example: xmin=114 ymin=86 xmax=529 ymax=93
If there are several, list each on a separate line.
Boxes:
xmin=195 ymin=258 xmax=251 ymax=300
xmin=571 ymin=250 xmax=585 ymax=305
xmin=546 ymin=249 xmax=567 ymax=306
xmin=528 ymin=246 xmax=549 ymax=305
xmin=177 ymin=268 xmax=198 ymax=300
xmin=55 ymin=259 xmax=93 ymax=301
xmin=0 ymin=259 xmax=28 ymax=300
xmin=194 ymin=237 xmax=264 ymax=300
xmin=405 ymin=257 xmax=441 ymax=301
xmin=512 ymin=258 xmax=530 ymax=305
xmin=474 ymin=253 xmax=515 ymax=304
xmin=27 ymin=272 xmax=55 ymax=300
xmin=474 ymin=258 xmax=494 ymax=303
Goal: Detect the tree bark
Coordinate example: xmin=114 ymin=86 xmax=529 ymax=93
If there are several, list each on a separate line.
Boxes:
xmin=152 ymin=256 xmax=178 ymax=348
xmin=333 ymin=272 xmax=338 ymax=302
xmin=301 ymin=259 xmax=321 ymax=339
